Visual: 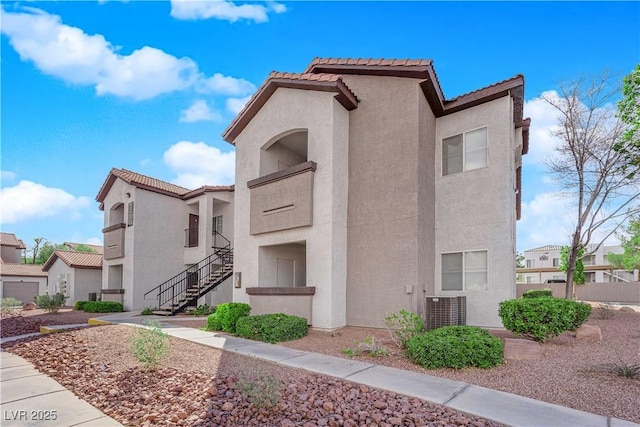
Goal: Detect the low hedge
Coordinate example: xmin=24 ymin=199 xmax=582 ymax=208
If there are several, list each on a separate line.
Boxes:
xmin=236 ymin=313 xmax=308 ymax=343
xmin=406 ymin=326 xmax=503 ymax=369
xmin=82 ymin=301 xmax=124 ymax=313
xmin=522 ymin=289 xmax=553 ymax=298
xmin=206 ymin=302 xmax=251 ymax=333
xmin=499 ymin=297 xmax=591 ymax=342
xmin=74 ymin=301 xmax=88 ymax=311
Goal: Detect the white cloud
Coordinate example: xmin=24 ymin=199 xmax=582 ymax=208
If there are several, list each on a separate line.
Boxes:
xmin=0 ymin=180 xmax=91 ymax=224
xmin=226 ymin=96 xmax=251 ymax=114
xmin=517 ymin=191 xmax=575 ymax=251
xmin=163 ymin=141 xmax=235 ymax=188
xmin=170 ymin=0 xmax=286 ymax=23
xmin=179 ymin=100 xmax=222 ymax=123
xmin=86 ymin=237 xmax=104 ymax=245
xmin=196 ymin=73 xmax=256 ymax=96
xmin=522 ymin=90 xmax=564 ymax=166
xmin=0 ymin=7 xmax=254 ymax=102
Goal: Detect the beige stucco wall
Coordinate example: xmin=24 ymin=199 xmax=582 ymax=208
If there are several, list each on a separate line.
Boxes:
xmin=0 ymin=275 xmax=47 ymax=300
xmin=344 ymin=75 xmax=426 ymax=328
xmin=47 ymin=260 xmax=101 ymax=305
xmin=233 ymin=88 xmax=350 ymax=329
xmin=434 ymin=96 xmax=517 ymax=328
xmin=249 ymin=295 xmax=313 ymax=323
xmin=1 ymin=246 xmax=22 ymax=263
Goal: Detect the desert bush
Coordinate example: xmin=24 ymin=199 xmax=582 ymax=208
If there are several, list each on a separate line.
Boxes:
xmin=609 ymin=354 xmax=640 ymax=379
xmin=499 ymin=297 xmax=591 ymax=342
xmin=341 ymin=335 xmax=388 ymax=357
xmin=82 ymin=301 xmax=124 ymax=313
xmin=74 ymin=301 xmax=88 ymax=311
xmin=236 ymin=313 xmax=307 ymax=343
xmin=597 ymin=302 xmax=615 ymax=319
xmin=131 ymin=320 xmax=169 ymax=369
xmin=1 ymin=297 xmax=22 ymax=313
xmin=406 ymin=326 xmax=503 ymax=369
xmin=34 ymin=293 xmax=65 ymax=313
xmin=141 ymin=307 xmax=154 ymax=315
xmin=384 ymin=309 xmax=424 ymax=349
xmin=236 ymin=367 xmax=283 ymax=408
xmin=522 ymin=288 xmax=553 ymax=298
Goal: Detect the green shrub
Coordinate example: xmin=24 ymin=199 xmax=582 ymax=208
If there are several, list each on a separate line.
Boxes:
xmin=82 ymin=301 xmax=124 ymax=313
xmin=131 ymin=320 xmax=169 ymax=369
xmin=499 ymin=297 xmax=592 ymax=342
xmin=191 ymin=304 xmax=215 ymax=316
xmin=384 ymin=309 xmax=424 ymax=349
xmin=236 ymin=313 xmax=308 ymax=343
xmin=207 ymin=302 xmax=251 ymax=333
xmin=406 ymin=326 xmax=503 ymax=369
xmin=1 ymin=297 xmax=22 ymax=313
xmin=206 ymin=312 xmax=223 ymax=331
xmin=34 ymin=293 xmax=66 ymax=313
xmin=74 ymin=301 xmax=88 ymax=311
xmin=141 ymin=307 xmax=154 ymax=315
xmin=523 ymin=288 xmax=553 ymax=298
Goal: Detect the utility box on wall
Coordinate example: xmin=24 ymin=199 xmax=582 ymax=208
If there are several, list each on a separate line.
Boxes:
xmin=425 ymin=296 xmax=467 ymax=330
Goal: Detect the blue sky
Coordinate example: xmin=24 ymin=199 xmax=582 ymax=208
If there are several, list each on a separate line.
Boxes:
xmin=1 ymin=1 xmax=639 ymax=255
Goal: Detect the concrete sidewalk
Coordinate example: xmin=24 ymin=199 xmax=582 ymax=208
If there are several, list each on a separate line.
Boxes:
xmin=96 ymin=311 xmax=639 ymax=427
xmin=0 ymin=351 xmax=123 ymax=427
xmin=2 ymin=310 xmax=638 ymax=427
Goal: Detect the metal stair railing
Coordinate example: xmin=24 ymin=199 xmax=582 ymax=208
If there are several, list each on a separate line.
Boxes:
xmin=144 ymin=232 xmax=233 ymax=314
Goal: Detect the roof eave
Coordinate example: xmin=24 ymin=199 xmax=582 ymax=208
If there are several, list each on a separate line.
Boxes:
xmin=223 ymin=78 xmax=358 ymax=145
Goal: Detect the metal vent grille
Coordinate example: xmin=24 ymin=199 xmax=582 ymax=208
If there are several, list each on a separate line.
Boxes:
xmin=425 ymin=296 xmax=467 ymax=330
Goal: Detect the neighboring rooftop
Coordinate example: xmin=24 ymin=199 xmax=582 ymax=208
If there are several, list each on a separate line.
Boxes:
xmin=0 ymin=232 xmax=26 ymax=249
xmin=97 ymin=168 xmax=234 ymax=208
xmin=0 ymin=263 xmax=47 ymax=277
xmin=525 ymin=245 xmax=565 ymax=252
xmin=63 ymin=242 xmax=104 ymax=254
xmin=42 ymin=250 xmax=103 ymax=271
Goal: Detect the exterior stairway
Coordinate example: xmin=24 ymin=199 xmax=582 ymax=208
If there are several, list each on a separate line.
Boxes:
xmin=144 ymin=245 xmax=233 ymax=316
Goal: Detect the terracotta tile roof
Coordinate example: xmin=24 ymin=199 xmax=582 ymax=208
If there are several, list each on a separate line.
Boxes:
xmin=111 ymin=168 xmax=191 ymax=196
xmin=182 ymin=185 xmax=235 ymax=200
xmin=96 ymin=168 xmax=192 ymax=205
xmin=223 ymin=71 xmax=358 ymax=143
xmin=63 ymin=242 xmax=104 ymax=254
xmin=304 ymin=57 xmax=444 ymax=101
xmin=42 ymin=250 xmax=103 ymax=271
xmin=0 ymin=233 xmax=26 ymax=249
xmin=0 ymin=262 xmax=47 ymax=277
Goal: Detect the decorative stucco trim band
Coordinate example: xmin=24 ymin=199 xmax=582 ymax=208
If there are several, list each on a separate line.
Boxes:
xmin=102 ymin=223 xmax=126 ymax=233
xmin=247 ymin=161 xmax=317 ymax=189
xmin=245 ymin=286 xmax=316 ymax=296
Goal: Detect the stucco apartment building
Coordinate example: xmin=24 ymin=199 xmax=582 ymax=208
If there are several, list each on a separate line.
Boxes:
xmin=518 ymin=244 xmax=638 ymax=283
xmin=0 ymin=232 xmax=47 ymax=302
xmin=96 ymin=169 xmax=234 ymax=312
xmin=42 ymin=250 xmax=103 ymax=306
xmin=223 ymin=58 xmax=529 ymax=329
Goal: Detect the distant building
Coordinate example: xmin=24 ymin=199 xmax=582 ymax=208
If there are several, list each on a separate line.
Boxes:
xmin=0 ymin=232 xmax=47 ymax=303
xmin=517 ymin=244 xmax=638 ymax=283
xmin=42 ymin=250 xmax=103 ymax=305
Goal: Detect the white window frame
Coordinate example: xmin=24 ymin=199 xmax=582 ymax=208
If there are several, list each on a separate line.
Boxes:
xmin=441 ymin=250 xmax=488 ymax=291
xmin=526 ymin=259 xmax=535 ymax=268
xmin=442 ymin=126 xmax=488 ymax=176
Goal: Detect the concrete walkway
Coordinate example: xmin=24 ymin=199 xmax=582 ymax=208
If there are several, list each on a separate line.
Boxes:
xmin=0 ymin=352 xmax=123 ymax=427
xmin=1 ymin=311 xmax=638 ymax=427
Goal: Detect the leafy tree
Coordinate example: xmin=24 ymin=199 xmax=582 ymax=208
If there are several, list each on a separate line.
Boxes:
xmin=24 ymin=237 xmax=46 ymax=264
xmin=35 ymin=243 xmax=67 ymax=265
xmin=614 ymin=64 xmax=640 ymax=177
xmin=72 ymin=244 xmax=97 ymax=253
xmin=516 ymin=252 xmax=525 ymax=268
xmin=559 ymin=246 xmax=585 ymax=298
xmin=607 ymin=215 xmax=640 ymax=271
xmin=543 ymin=71 xmax=640 ymax=298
